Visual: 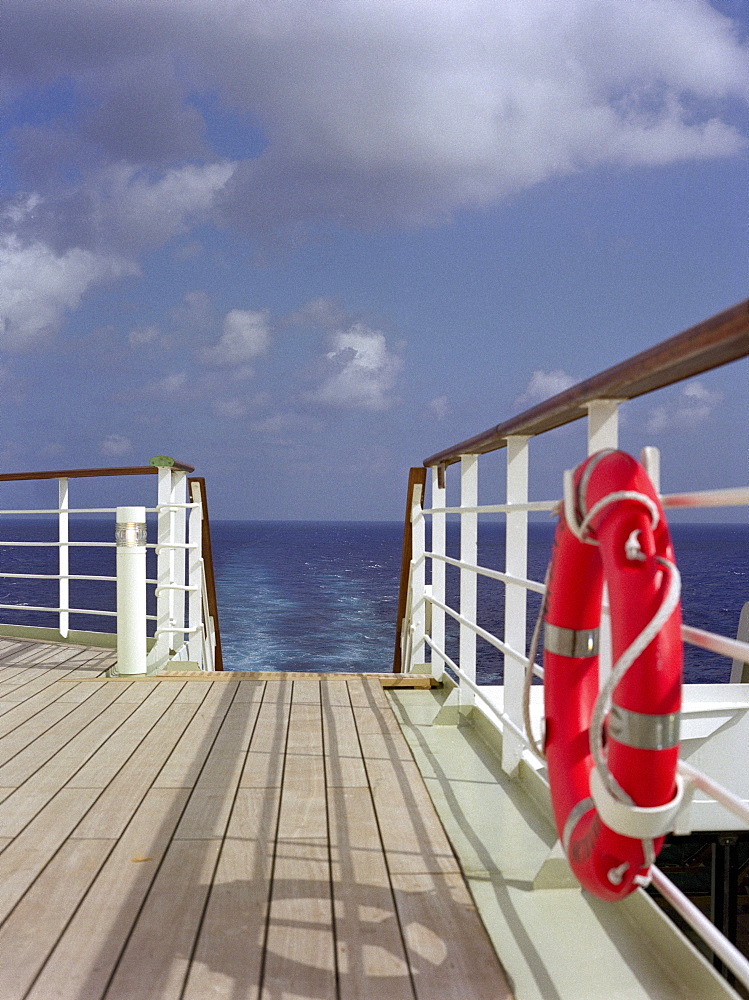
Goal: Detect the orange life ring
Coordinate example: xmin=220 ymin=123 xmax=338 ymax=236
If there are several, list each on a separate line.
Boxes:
xmin=543 ymin=450 xmax=683 ymax=901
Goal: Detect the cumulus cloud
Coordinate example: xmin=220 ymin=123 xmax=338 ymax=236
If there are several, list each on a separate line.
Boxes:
xmin=425 ymin=395 xmax=449 ymax=421
xmin=213 ymin=397 xmax=249 ymax=419
xmin=0 ymin=236 xmax=136 ymax=348
xmin=128 ymin=324 xmax=160 ymax=346
xmin=1 ymin=0 xmax=746 ymax=233
xmin=310 ymin=323 xmax=403 ymax=411
xmin=250 ymin=412 xmax=322 ymax=441
xmin=147 ymin=371 xmax=187 ymax=395
xmin=201 ymin=309 xmax=271 ymax=368
xmin=517 ymin=369 xmax=577 ymax=406
xmin=646 ymin=380 xmax=723 ymax=433
xmin=100 ymin=434 xmax=133 ymax=457
xmin=84 ymin=161 xmax=236 ymax=252
xmin=289 ymin=297 xmax=351 ymax=331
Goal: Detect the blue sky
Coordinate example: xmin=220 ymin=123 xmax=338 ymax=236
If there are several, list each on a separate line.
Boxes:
xmin=0 ymin=0 xmax=746 ymax=519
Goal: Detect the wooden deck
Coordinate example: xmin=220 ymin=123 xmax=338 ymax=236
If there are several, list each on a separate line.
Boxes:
xmin=0 ymin=638 xmax=512 ymax=1000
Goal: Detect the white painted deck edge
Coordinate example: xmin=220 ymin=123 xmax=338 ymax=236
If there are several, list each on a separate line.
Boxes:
xmin=388 ymin=685 xmax=741 ymax=1000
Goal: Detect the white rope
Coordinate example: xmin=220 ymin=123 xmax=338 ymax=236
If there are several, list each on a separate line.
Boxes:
xmin=589 ymin=554 xmax=681 ymax=869
xmin=578 ymin=490 xmax=660 ymax=542
xmin=522 ymin=566 xmax=549 ymax=762
xmin=564 ymin=468 xmax=681 ymax=873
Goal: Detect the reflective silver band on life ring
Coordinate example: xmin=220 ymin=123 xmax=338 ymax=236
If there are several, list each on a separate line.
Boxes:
xmin=562 ymin=797 xmax=595 ymax=854
xmin=608 ymin=704 xmax=680 ymax=751
xmin=544 ymin=622 xmax=599 ymax=658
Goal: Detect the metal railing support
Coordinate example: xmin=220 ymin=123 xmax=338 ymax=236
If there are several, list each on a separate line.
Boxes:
xmin=150 ymin=468 xmax=174 ymax=673
xmin=410 ymin=482 xmax=426 ymax=669
xmin=459 ymin=454 xmax=478 ymax=704
xmin=171 ymin=469 xmax=187 ymax=655
xmin=58 ymin=478 xmax=69 ymax=638
xmin=502 ymin=436 xmax=529 ymax=775
xmin=587 ymin=399 xmax=620 ymax=685
xmin=115 ymin=506 xmax=147 ymax=675
xmin=587 ymin=398 xmax=621 ymax=454
xmin=430 ymin=465 xmax=446 ymax=680
xmin=187 ymin=491 xmax=203 ymax=665
xmin=393 ymin=467 xmax=427 ymax=672
xmin=188 ymin=477 xmax=223 ymax=671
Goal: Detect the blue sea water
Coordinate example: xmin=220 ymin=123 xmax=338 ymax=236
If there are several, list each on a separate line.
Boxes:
xmin=0 ymin=519 xmax=746 ymax=684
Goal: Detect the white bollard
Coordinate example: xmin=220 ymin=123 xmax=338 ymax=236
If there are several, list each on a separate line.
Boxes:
xmin=115 ymin=506 xmax=147 ymax=675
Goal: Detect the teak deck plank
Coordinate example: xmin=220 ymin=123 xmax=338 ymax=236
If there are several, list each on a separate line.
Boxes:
xmin=0 ymin=837 xmax=112 ymax=1000
xmin=0 ymin=646 xmax=512 ymax=1000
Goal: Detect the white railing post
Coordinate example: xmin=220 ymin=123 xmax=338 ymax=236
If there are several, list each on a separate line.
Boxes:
xmin=587 ymin=399 xmax=620 ymax=455
xmin=502 ymin=436 xmax=529 ymax=775
xmin=187 ymin=485 xmax=204 ymax=667
xmin=115 ymin=506 xmax=147 ymax=675
xmin=170 ymin=468 xmax=187 ymax=659
xmin=459 ymin=454 xmax=478 ymax=703
xmin=411 ymin=483 xmax=426 ymax=669
xmin=149 ymin=467 xmax=173 ymax=673
xmin=587 ymin=399 xmax=620 ymax=687
xmin=430 ymin=466 xmax=446 ymax=680
xmin=58 ymin=478 xmax=69 ymax=639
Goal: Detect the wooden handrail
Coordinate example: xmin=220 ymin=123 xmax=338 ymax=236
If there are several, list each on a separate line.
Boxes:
xmin=188 ymin=477 xmax=224 ymax=671
xmin=424 ymin=298 xmax=749 ymax=468
xmin=393 ymin=467 xmax=427 ymax=673
xmin=0 ymin=460 xmax=195 ymax=482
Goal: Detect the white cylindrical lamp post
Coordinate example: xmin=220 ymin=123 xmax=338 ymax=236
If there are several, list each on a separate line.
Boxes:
xmin=115 ymin=506 xmax=147 ymax=675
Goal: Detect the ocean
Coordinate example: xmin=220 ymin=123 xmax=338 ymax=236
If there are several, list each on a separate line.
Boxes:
xmin=0 ymin=519 xmax=746 ymax=684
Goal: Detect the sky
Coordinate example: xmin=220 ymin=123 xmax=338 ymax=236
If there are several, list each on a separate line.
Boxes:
xmin=0 ymin=0 xmax=747 ymax=520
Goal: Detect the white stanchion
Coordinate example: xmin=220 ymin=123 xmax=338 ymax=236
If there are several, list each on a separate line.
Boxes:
xmin=115 ymin=506 xmax=147 ymax=675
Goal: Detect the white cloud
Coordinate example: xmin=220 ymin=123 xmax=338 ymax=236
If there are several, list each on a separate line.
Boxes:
xmin=213 ymin=397 xmax=249 ymax=419
xmin=92 ymin=161 xmax=236 ymax=250
xmin=425 ymin=395 xmax=449 ymax=421
xmin=517 ymin=369 xmax=577 ymax=406
xmin=646 ymin=380 xmax=723 ymax=433
xmin=310 ymin=323 xmax=403 ymax=411
xmin=129 ymin=324 xmax=160 ymax=346
xmin=202 ymin=309 xmax=271 ymax=368
xmin=249 ymin=412 xmax=322 ymax=442
xmin=147 ymin=371 xmax=187 ymax=395
xmin=0 ymin=236 xmax=137 ymax=348
xmin=100 ymin=434 xmax=133 ymax=457
xmin=289 ymin=297 xmax=350 ymax=331
xmin=2 ymin=1 xmax=746 ymax=230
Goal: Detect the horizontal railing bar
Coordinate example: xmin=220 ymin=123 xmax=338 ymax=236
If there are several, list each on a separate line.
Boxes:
xmin=0 ymin=462 xmax=195 ymax=482
xmin=0 ymin=573 xmax=117 ymax=582
xmin=661 ymin=487 xmax=749 ymax=509
xmin=427 ymin=552 xmax=547 ymax=595
xmin=0 ymin=603 xmax=117 ymax=616
xmin=422 ymin=501 xmax=558 ymax=515
xmin=0 ymin=541 xmax=118 ymax=548
xmin=424 ymin=299 xmax=749 ymax=467
xmin=678 ymin=760 xmax=749 ymax=827
xmin=422 ymin=490 xmax=747 ymax=513
xmin=427 ymin=594 xmax=531 ymax=669
xmin=423 ymin=634 xmax=529 ymax=742
xmin=154 ymin=503 xmax=200 ymax=511
xmin=682 ymin=626 xmax=749 ymax=664
xmin=0 ymin=508 xmax=119 ymax=516
xmin=650 ymin=866 xmax=749 ymax=991
xmin=423 ymin=564 xmax=742 ymax=664
xmin=153 ymin=624 xmax=204 ymax=635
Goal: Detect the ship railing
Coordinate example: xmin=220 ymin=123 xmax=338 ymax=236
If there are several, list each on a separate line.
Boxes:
xmin=0 ymin=459 xmax=223 ymax=673
xmin=396 ymin=298 xmax=749 ymax=987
